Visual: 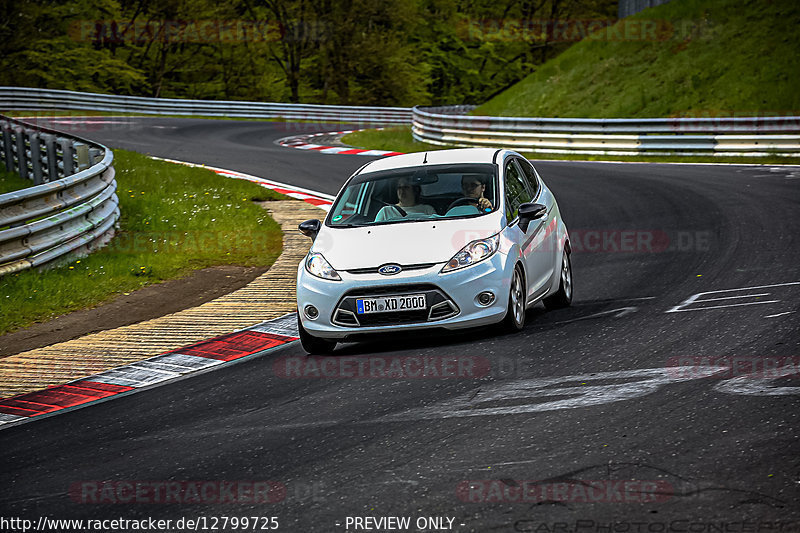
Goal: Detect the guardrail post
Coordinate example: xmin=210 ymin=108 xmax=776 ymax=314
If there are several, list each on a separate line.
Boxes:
xmin=29 ymin=133 xmax=44 ymax=185
xmin=1 ymin=122 xmax=13 ymax=172
xmin=74 ymin=142 xmax=89 ymax=171
xmin=89 ymin=147 xmax=102 ymax=165
xmin=42 ymin=134 xmax=57 ymax=183
xmin=14 ymin=127 xmax=29 ymax=180
xmin=60 ymin=137 xmax=75 ymax=176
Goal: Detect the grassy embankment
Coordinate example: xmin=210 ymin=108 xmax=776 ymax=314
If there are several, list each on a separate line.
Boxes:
xmin=0 ymin=149 xmax=286 ymax=334
xmin=0 ymin=170 xmax=31 ymax=194
xmin=344 ymin=0 xmax=800 ymax=164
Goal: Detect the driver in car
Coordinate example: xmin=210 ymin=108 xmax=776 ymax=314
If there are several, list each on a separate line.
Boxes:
xmin=461 ymin=175 xmax=492 ymax=212
xmin=375 ymin=177 xmax=436 ymax=221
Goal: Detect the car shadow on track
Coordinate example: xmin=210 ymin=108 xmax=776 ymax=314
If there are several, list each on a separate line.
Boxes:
xmin=328 ymin=305 xmax=566 ymax=357
xmin=326 ymin=298 xmax=648 ymax=356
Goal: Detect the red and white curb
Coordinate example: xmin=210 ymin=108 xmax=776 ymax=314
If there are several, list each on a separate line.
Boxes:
xmin=152 ymin=157 xmax=335 ymax=211
xmin=277 ymin=129 xmax=405 ymax=157
xmin=0 ymin=314 xmax=300 ymax=430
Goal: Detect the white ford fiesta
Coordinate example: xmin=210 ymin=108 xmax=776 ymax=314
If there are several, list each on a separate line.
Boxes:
xmin=295 ymin=148 xmax=572 ymax=354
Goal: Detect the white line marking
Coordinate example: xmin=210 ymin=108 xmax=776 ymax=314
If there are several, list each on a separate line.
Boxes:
xmin=666 ymin=281 xmax=800 ymax=313
xmin=319 ymin=147 xmax=353 ymax=154
xmin=247 ymin=313 xmax=299 ymax=337
xmin=149 ymin=156 xmax=336 ymax=201
xmin=694 ymin=293 xmax=771 ymax=303
xmin=149 ymin=353 xmax=225 ymax=370
xmin=355 ymin=149 xmax=396 ymax=156
xmin=548 ymin=307 xmax=638 ymax=325
xmin=89 ymin=365 xmax=180 ymax=388
xmin=0 ymin=413 xmax=26 ymax=425
xmin=377 ymin=366 xmax=730 ymax=422
xmin=714 ymin=369 xmax=800 ymax=396
xmin=765 ymin=311 xmax=795 ymax=318
xmin=670 ymin=300 xmax=780 ymax=312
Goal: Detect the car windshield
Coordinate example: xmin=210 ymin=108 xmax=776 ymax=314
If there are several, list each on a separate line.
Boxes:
xmin=327 ymin=163 xmax=498 ymax=227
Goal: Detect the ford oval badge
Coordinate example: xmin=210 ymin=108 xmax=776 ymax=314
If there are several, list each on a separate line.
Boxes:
xmin=377 ymin=264 xmax=402 ymax=276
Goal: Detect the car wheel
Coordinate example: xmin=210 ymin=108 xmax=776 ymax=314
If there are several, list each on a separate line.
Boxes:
xmin=544 ymin=250 xmax=573 ymax=310
xmin=503 ymin=265 xmax=526 ymax=332
xmin=298 ymin=314 xmax=336 ymax=355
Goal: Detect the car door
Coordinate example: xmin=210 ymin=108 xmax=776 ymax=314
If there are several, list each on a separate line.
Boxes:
xmin=516 ymin=157 xmax=558 ymax=286
xmin=503 ymin=157 xmax=551 ymax=301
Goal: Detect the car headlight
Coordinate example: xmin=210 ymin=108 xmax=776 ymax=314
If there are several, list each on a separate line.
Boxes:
xmin=441 ymin=234 xmax=500 ymax=273
xmin=305 ymin=252 xmax=341 ymax=281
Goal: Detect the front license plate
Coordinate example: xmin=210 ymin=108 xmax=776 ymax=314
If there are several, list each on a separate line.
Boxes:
xmin=356 ymin=294 xmax=427 ymax=314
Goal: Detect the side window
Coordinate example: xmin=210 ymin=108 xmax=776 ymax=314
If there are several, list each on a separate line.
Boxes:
xmin=504 ymin=159 xmax=532 ymax=221
xmin=516 ymin=158 xmax=541 ymax=199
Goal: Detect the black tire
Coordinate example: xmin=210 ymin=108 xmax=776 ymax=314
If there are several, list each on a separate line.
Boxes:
xmin=502 ymin=265 xmax=526 ymax=332
xmin=543 ymin=250 xmax=573 ymax=310
xmin=298 ymin=315 xmax=336 ymax=355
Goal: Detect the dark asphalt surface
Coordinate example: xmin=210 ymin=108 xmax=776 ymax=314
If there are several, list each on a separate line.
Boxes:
xmin=1 ymin=117 xmax=799 ymax=531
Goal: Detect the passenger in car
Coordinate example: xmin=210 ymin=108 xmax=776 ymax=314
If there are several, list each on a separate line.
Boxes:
xmin=461 ymin=175 xmax=493 ymax=211
xmin=375 ymin=177 xmax=436 ymax=221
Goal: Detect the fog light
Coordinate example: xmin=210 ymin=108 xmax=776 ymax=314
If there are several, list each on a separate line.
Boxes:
xmin=304 ymin=305 xmax=319 ymax=320
xmin=477 ymin=291 xmax=495 ymax=306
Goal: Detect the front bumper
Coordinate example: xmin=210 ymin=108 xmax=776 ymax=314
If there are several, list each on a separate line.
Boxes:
xmin=297 ymin=254 xmax=512 ymax=340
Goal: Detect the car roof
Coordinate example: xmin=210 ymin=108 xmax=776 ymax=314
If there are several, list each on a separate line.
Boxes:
xmin=359 ymin=148 xmax=504 ymax=174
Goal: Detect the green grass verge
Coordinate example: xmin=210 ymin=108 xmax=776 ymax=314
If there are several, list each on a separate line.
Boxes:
xmin=342 ymin=126 xmax=441 ymax=154
xmin=0 ymin=170 xmax=32 ymax=194
xmin=342 ymin=126 xmax=800 ymax=165
xmin=0 ymin=149 xmax=286 ymax=335
xmin=474 ymin=0 xmax=800 ymax=118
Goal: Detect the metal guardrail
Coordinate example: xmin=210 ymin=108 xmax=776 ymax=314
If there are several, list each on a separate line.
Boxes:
xmin=0 ymin=115 xmax=119 ymax=276
xmin=412 ymin=106 xmax=800 ymax=156
xmin=0 ymin=87 xmax=412 ymax=124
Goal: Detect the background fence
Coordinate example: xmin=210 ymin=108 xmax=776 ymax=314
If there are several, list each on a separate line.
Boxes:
xmin=0 ymin=87 xmax=412 ymax=124
xmin=411 ymin=106 xmax=800 ymax=157
xmin=3 ymin=87 xmax=798 ymax=157
xmin=0 ymin=114 xmax=118 ymax=276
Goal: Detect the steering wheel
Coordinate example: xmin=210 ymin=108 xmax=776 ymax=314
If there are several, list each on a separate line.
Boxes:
xmin=376 ymin=199 xmax=407 ymax=217
xmin=446 ymin=197 xmax=480 ymax=212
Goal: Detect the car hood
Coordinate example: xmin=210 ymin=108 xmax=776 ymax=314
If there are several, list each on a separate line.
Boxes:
xmin=312 ymin=214 xmax=502 ymax=270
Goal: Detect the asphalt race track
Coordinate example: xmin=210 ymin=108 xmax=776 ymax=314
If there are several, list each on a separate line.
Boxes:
xmin=1 ymin=117 xmax=799 ymax=531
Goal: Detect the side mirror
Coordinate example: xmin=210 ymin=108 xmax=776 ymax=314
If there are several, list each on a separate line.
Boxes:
xmin=517 ymin=202 xmax=547 ymax=232
xmin=298 ymin=219 xmax=322 ymax=240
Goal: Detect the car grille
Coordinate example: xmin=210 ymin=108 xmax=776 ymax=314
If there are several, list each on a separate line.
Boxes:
xmin=332 ymin=284 xmax=459 ymax=327
xmin=343 ymin=263 xmax=437 ymax=275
